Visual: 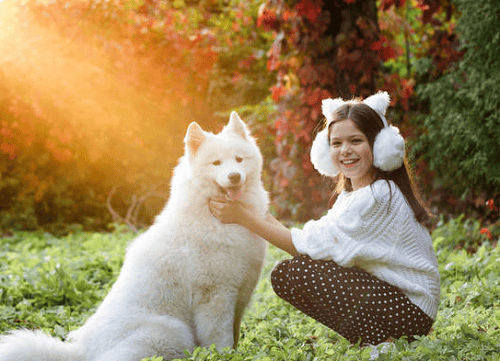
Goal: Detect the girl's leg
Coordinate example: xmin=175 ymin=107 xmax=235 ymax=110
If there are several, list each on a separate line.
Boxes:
xmin=271 ymin=254 xmax=433 ymax=345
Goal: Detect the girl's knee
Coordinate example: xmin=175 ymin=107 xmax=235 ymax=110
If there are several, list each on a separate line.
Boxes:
xmin=270 ymin=255 xmax=312 ymax=283
xmin=270 ymin=259 xmax=291 ymax=295
xmin=270 ymin=256 xmax=309 ymax=298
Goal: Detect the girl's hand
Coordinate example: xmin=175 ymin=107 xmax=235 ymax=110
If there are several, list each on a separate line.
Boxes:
xmin=209 ymin=196 xmax=245 ymax=224
xmin=210 ymin=197 xmax=297 ymax=255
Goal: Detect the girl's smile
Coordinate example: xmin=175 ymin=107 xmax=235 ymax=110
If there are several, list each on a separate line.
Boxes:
xmin=329 ymin=119 xmax=375 ymax=190
xmin=340 ymin=157 xmax=360 ymax=168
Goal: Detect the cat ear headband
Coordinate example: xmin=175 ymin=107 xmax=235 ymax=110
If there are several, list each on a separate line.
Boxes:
xmin=310 ymin=91 xmax=405 ymax=177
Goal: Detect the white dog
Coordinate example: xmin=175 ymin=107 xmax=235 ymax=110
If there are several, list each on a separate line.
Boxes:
xmin=0 ymin=112 xmax=269 ymax=361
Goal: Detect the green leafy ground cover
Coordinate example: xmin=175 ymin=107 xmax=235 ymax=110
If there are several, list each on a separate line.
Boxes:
xmin=0 ymin=220 xmax=499 ymax=360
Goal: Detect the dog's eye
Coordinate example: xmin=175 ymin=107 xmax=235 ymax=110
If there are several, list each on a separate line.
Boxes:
xmin=212 ymin=160 xmax=221 ymax=166
xmin=235 ymin=156 xmax=243 ymax=163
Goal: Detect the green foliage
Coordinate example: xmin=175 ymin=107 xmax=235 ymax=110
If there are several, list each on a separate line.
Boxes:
xmin=0 ymin=227 xmax=133 ymax=334
xmin=1 ymin=218 xmax=499 ymax=360
xmin=415 ymin=0 xmax=500 ymax=197
xmin=432 ymin=214 xmax=499 ymax=253
xmin=206 ymin=1 xmax=275 ymax=111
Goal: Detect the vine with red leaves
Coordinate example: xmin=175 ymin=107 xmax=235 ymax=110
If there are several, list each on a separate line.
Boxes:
xmin=256 ymin=0 xmax=464 ymax=221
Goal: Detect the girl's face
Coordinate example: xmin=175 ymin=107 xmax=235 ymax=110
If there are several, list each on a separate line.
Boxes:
xmin=329 ymin=119 xmax=376 ymax=191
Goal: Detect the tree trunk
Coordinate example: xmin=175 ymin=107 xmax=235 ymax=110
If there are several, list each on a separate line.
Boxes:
xmin=322 ymin=0 xmax=379 ymax=98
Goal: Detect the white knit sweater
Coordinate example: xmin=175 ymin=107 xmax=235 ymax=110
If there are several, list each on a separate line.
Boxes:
xmin=291 ymin=180 xmax=440 ymax=319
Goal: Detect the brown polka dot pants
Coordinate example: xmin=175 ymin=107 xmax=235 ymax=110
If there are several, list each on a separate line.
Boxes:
xmin=271 ymin=254 xmax=434 ymax=345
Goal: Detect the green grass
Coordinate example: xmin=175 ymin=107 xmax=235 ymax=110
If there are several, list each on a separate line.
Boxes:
xmin=0 ymin=220 xmax=499 ymax=360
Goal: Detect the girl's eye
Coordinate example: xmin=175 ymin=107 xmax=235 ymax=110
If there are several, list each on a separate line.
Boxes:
xmin=330 ymin=140 xmax=341 ymax=147
xmin=212 ymin=160 xmax=221 ymax=166
xmin=351 ymin=138 xmax=363 ymax=144
xmin=235 ymin=156 xmax=243 ymax=163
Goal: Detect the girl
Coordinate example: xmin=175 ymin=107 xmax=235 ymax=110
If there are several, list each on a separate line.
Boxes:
xmin=209 ymin=91 xmax=440 ymax=346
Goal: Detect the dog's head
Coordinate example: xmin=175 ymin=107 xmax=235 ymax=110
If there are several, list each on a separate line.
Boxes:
xmin=183 ymin=112 xmax=262 ymax=201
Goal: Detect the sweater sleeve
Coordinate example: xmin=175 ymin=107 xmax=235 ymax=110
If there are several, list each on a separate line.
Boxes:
xmin=291 ymin=180 xmax=399 ymax=267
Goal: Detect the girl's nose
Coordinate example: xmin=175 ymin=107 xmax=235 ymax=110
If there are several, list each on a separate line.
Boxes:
xmin=340 ymin=142 xmax=351 ymax=154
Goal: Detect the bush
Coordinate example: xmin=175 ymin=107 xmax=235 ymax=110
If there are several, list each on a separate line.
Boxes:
xmin=0 ymin=0 xmax=273 ymax=234
xmin=415 ymin=0 xmax=500 ymax=197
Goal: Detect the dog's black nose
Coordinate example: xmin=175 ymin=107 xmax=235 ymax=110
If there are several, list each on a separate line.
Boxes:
xmin=228 ymin=172 xmax=241 ymax=184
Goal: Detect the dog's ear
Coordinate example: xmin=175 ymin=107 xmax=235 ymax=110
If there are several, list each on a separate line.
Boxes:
xmin=225 ymin=111 xmax=250 ymax=139
xmin=185 ymin=122 xmax=206 ymax=158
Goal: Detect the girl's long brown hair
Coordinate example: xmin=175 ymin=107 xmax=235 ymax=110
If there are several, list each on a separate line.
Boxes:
xmin=329 ymin=101 xmax=430 ymax=225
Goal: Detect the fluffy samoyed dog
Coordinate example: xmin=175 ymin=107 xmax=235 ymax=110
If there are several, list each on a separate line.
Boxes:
xmin=0 ymin=112 xmax=269 ymax=361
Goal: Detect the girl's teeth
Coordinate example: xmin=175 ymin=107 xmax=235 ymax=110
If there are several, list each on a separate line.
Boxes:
xmin=343 ymin=159 xmax=357 ymax=165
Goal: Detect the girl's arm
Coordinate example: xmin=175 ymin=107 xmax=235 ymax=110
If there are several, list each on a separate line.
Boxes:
xmin=209 ymin=197 xmax=298 ymax=256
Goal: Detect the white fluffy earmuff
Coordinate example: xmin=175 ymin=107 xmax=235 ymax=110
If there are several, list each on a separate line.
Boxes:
xmin=372 ymin=124 xmax=405 ymax=171
xmin=310 ymin=128 xmax=338 ymax=176
xmin=363 ymin=92 xmax=405 ymax=172
xmin=310 ymin=97 xmax=347 ymax=176
xmin=310 ymin=91 xmax=405 ymax=177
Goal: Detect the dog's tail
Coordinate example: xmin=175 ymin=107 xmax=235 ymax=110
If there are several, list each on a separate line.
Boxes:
xmin=0 ymin=329 xmax=83 ymax=361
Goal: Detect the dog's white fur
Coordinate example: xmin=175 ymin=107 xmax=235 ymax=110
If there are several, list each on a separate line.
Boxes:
xmin=0 ymin=112 xmax=269 ymax=361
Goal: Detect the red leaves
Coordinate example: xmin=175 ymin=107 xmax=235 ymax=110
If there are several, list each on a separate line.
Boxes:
xmin=302 ymin=87 xmax=329 ymax=111
xmin=232 ymin=72 xmax=243 ymax=84
xmin=0 ymin=142 xmax=18 ymax=160
xmin=417 ymin=0 xmax=442 ymax=23
xmin=257 ymin=6 xmax=281 ymax=31
xmin=380 ymin=0 xmax=406 ymax=11
xmin=401 ymin=78 xmax=414 ymax=98
xmin=194 ymin=48 xmax=217 ymax=74
xmin=271 ymin=84 xmax=287 ymax=102
xmin=371 ymin=36 xmax=397 ymax=61
xmin=379 ymin=74 xmax=415 ymax=111
xmin=487 ymin=199 xmax=498 ymax=212
xmin=45 ymin=140 xmax=73 ymax=163
xmin=296 ymin=0 xmax=323 ymax=23
xmin=238 ymin=55 xmax=256 ymax=70
xmin=426 ymin=30 xmax=463 ymax=74
xmin=280 ymin=177 xmax=289 ymax=188
xmin=480 ymin=228 xmax=493 ymax=241
xmin=0 ymin=122 xmax=17 ymax=159
xmin=0 ymin=99 xmax=37 ymax=161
